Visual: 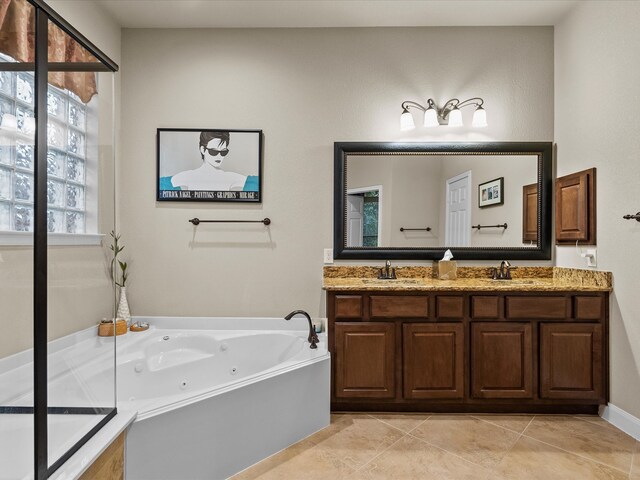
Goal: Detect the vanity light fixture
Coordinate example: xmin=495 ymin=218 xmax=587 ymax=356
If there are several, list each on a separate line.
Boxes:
xmin=400 ymin=97 xmax=487 ymax=130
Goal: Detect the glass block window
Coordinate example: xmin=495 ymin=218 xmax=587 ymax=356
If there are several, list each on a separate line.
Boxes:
xmin=0 ymin=54 xmax=90 ymax=234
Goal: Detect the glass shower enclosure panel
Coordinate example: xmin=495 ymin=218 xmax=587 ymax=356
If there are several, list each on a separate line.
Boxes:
xmin=0 ymin=2 xmax=35 ymax=478
xmin=46 ymin=21 xmax=116 ymax=472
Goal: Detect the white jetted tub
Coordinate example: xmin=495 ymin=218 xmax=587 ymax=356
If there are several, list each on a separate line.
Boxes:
xmin=121 ymin=316 xmax=330 ymax=480
xmin=0 ymin=316 xmax=330 ymax=480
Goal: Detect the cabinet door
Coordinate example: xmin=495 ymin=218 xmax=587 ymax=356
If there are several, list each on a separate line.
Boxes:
xmin=471 ymin=323 xmax=533 ymax=398
xmin=555 ymin=168 xmax=596 ymax=244
xmin=403 ymin=323 xmax=464 ymax=399
xmin=523 ymin=183 xmax=538 ymax=242
xmin=334 ymin=322 xmax=395 ymax=398
xmin=540 ymin=323 xmax=603 ymax=400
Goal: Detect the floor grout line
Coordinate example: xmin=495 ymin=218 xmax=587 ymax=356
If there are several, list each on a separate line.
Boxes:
xmin=405 ymin=422 xmax=502 ymax=472
xmin=627 ymin=439 xmax=639 ymax=478
xmin=521 ymin=414 xmax=636 ymax=475
xmin=489 ymin=414 xmax=537 ymax=473
xmin=348 ymin=430 xmax=410 ymax=475
xmin=518 ymin=428 xmax=634 ymax=476
xmin=325 ymin=413 xmax=425 ymax=476
xmin=240 ymin=413 xmax=638 ymax=479
xmin=470 ymin=413 xmax=537 ymax=436
xmin=369 ymin=413 xmax=432 ymax=435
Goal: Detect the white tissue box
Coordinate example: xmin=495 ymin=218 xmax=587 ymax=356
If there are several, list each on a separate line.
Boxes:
xmin=435 ymin=260 xmax=457 ymax=280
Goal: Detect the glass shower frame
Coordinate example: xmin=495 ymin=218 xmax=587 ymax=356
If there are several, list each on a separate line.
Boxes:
xmin=0 ymin=1 xmax=119 ymax=478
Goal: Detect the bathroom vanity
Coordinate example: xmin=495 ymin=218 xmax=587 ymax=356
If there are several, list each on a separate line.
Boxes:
xmin=324 ymin=267 xmax=611 ymax=414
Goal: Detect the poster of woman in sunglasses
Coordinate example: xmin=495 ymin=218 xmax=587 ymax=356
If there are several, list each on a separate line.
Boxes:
xmin=157 ymin=129 xmax=262 ymax=202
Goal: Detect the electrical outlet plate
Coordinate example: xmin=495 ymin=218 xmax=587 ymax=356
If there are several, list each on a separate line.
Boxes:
xmin=323 ymin=248 xmax=333 ymax=264
xmin=586 ymin=248 xmax=597 ymax=267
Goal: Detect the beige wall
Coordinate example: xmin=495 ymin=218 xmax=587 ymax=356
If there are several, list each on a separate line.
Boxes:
xmin=555 ymin=2 xmax=640 ymax=417
xmin=119 ymin=26 xmax=553 ymax=320
xmin=0 ymin=1 xmax=121 ymax=358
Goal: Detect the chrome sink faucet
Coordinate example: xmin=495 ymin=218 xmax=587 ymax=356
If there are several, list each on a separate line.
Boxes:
xmin=284 ymin=310 xmax=319 ymax=349
xmin=491 ymin=260 xmax=513 ymax=280
xmin=378 ymin=260 xmax=397 ymax=280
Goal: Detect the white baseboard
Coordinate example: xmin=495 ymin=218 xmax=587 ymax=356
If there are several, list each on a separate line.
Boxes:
xmin=599 ymin=403 xmax=640 ymax=440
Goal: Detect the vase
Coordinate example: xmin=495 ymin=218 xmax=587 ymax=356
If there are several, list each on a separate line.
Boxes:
xmin=117 ymin=286 xmax=131 ymax=324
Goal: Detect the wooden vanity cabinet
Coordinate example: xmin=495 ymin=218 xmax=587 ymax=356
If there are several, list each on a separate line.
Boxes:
xmin=403 ymin=323 xmax=464 ymax=399
xmin=334 ymin=322 xmax=395 ymax=398
xmin=539 ymin=323 xmax=603 ymax=401
xmin=471 ymin=322 xmax=533 ymax=399
xmin=328 ymin=290 xmax=609 ymax=413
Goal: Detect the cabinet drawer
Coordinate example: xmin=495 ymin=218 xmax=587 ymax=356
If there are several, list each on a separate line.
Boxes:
xmin=436 ymin=296 xmax=464 ymax=319
xmin=370 ymin=296 xmax=429 ymax=318
xmin=334 ymin=295 xmax=363 ymax=319
xmin=506 ymin=296 xmax=569 ymax=319
xmin=471 ymin=296 xmax=501 ymax=319
xmin=574 ymin=296 xmax=604 ymax=320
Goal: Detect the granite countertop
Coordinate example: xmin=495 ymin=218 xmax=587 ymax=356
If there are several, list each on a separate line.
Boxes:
xmin=322 ymin=266 xmax=612 ymax=292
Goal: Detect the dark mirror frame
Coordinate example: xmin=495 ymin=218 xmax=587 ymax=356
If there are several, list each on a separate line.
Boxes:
xmin=334 ymin=141 xmax=553 ymax=261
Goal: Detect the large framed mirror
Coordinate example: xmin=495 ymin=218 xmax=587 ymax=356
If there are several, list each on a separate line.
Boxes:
xmin=334 ymin=142 xmax=552 ymax=260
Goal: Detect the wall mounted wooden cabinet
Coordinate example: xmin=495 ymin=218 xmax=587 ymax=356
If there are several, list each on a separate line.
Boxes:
xmin=327 ymin=290 xmax=608 ymax=413
xmin=555 ymin=168 xmax=596 ymax=245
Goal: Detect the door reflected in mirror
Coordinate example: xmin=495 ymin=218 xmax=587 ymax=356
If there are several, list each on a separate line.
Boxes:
xmin=346 ymin=186 xmax=381 ymax=247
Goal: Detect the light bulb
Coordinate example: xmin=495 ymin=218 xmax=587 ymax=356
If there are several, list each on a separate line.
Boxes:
xmin=423 ymin=107 xmax=438 ymax=127
xmin=400 ymin=109 xmax=415 ymax=131
xmin=472 ymin=106 xmax=487 ymax=127
xmin=448 ymin=107 xmax=463 ymax=127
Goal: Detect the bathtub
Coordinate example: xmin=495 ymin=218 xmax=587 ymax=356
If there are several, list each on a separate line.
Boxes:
xmin=122 ymin=316 xmax=330 ymax=480
xmin=0 ymin=316 xmax=330 ymax=480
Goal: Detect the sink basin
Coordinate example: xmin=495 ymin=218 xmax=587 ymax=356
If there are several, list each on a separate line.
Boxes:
xmin=360 ymin=278 xmax=423 ymax=284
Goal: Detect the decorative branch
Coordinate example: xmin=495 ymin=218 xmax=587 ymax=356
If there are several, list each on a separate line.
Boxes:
xmin=109 ymin=231 xmax=127 ymax=288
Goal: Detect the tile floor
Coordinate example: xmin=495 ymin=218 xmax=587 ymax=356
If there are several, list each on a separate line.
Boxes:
xmin=232 ymin=413 xmax=640 ymax=479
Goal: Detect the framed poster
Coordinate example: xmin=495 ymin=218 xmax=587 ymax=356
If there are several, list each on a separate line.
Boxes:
xmin=478 ymin=177 xmax=504 ymax=208
xmin=157 ymin=128 xmax=262 ymax=202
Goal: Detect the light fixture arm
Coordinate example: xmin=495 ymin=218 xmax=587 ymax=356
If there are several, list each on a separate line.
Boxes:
xmin=400 ymin=97 xmax=485 ymax=127
xmin=401 ymin=100 xmax=428 ymax=113
xmin=438 ymin=97 xmax=484 ymax=122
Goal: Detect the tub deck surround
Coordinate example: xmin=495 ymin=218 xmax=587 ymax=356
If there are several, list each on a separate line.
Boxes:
xmin=122 ymin=317 xmax=330 ymax=480
xmin=323 ymin=265 xmax=612 ymax=292
xmin=0 ymin=317 xmax=330 ymax=480
xmin=324 ymin=265 xmax=611 ymax=414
